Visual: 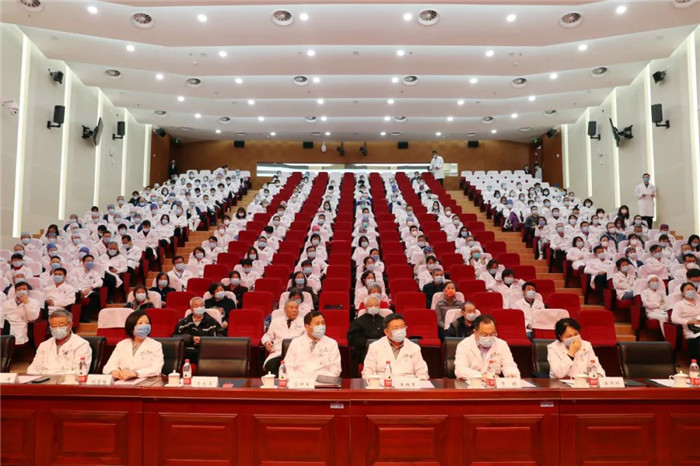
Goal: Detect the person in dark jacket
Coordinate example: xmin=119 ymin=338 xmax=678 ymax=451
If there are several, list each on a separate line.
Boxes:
xmin=422 ymin=267 xmax=446 ymax=308
xmin=445 ymin=302 xmax=480 ymax=338
xmin=225 ymin=270 xmax=248 ymax=306
xmin=149 ymin=272 xmax=176 ymax=305
xmin=204 ymin=282 xmax=237 ymax=331
xmin=347 ymin=295 xmax=385 ymax=364
xmin=125 ymin=285 xmax=156 ymax=312
xmin=173 ymin=296 xmax=224 ymax=363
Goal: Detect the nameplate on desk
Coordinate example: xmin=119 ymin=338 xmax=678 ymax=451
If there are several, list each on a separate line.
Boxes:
xmin=393 ymin=377 xmax=419 ymax=389
xmin=598 ymin=377 xmax=625 ymax=388
xmin=86 ymin=375 xmax=113 ymax=386
xmin=496 ymin=377 xmax=521 ymax=389
xmin=288 ymin=378 xmax=315 ymax=389
xmin=191 ymin=376 xmax=219 ymax=388
xmin=0 ymin=373 xmax=17 ymax=384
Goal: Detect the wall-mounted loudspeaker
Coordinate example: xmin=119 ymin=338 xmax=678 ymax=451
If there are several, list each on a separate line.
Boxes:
xmin=302 ymin=141 xmax=314 ymax=149
xmin=233 ymin=140 xmax=245 ymax=148
xmin=546 ymin=129 xmax=558 ymax=138
xmin=113 ymin=121 xmax=126 ymax=140
xmin=467 ymin=140 xmax=479 ymax=148
xmin=154 ymin=128 xmax=167 ymax=138
xmin=397 ymin=141 xmax=409 ymax=149
xmin=47 ymin=105 xmax=65 ymax=129
xmin=651 ymin=104 xmax=670 ymax=129
xmin=587 ymin=121 xmax=601 ymax=140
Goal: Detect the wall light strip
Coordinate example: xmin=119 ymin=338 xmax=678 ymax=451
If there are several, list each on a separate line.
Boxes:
xmin=12 ymin=34 xmax=31 ymax=237
xmin=584 ymin=108 xmax=593 ymax=197
xmin=120 ymin=109 xmax=130 ymax=195
xmin=562 ymin=124 xmax=570 ymax=188
xmin=686 ymin=30 xmax=700 ymax=234
xmin=143 ymin=124 xmax=152 ymax=187
xmin=610 ymin=88 xmax=621 ymax=207
xmin=93 ymin=90 xmax=104 ymax=206
xmin=57 ymin=67 xmax=73 ymax=220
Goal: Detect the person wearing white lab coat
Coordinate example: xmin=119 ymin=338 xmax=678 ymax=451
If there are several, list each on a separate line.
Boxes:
xmin=168 ymin=256 xmax=194 ymax=291
xmin=634 ymin=173 xmax=657 ymax=228
xmin=454 ymin=315 xmax=520 ymax=379
xmin=493 ymin=270 xmax=524 ymax=309
xmin=43 ymin=268 xmax=76 ymax=312
xmin=429 ymin=151 xmax=445 ymax=185
xmin=27 ymin=309 xmax=91 ymax=375
xmin=362 ymin=313 xmax=429 ymax=380
xmin=671 ymin=282 xmax=700 ymax=360
xmin=640 ymin=275 xmax=669 ymax=331
xmin=612 ymin=258 xmax=636 ymax=300
xmin=1 ymin=282 xmax=41 ymax=345
xmin=103 ymin=310 xmax=164 ymax=380
xmin=261 ymin=300 xmax=305 ymax=375
xmin=512 ymin=282 xmax=545 ymax=330
xmin=547 ymin=317 xmax=605 ymax=379
xmin=284 ymin=311 xmax=342 ymax=380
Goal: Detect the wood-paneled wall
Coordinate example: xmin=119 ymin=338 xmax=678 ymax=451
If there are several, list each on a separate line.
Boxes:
xmin=149 ymin=131 xmax=173 ymax=186
xmin=531 ymin=131 xmax=564 ymax=188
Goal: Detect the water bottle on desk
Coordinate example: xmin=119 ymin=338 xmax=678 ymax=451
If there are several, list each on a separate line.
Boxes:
xmin=77 ymin=357 xmax=88 ymax=384
xmin=182 ymin=359 xmax=192 ymax=386
xmin=279 ymin=360 xmax=288 ymax=388
xmin=383 ymin=361 xmax=393 ymax=388
xmin=690 ymin=359 xmax=700 ymax=387
xmin=587 ymin=359 xmax=599 ymax=388
xmin=486 ymin=359 xmax=497 ymax=388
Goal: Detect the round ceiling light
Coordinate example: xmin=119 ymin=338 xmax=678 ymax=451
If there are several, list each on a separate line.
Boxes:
xmin=402 ymin=75 xmax=419 ymax=86
xmin=105 ymin=69 xmax=122 ymax=79
xmin=417 ymin=9 xmax=439 ymax=25
xmin=591 ymin=66 xmax=608 ymax=77
xmin=481 ymin=116 xmax=495 ymax=124
xmin=512 ymin=77 xmax=528 ymax=88
xmin=186 ymin=77 xmax=202 ymax=87
xmin=272 ymin=9 xmax=293 ymax=26
xmin=292 ymin=75 xmax=309 ymax=86
xmin=131 ymin=12 xmax=154 ymax=29
xmin=559 ymin=12 xmax=583 ymax=28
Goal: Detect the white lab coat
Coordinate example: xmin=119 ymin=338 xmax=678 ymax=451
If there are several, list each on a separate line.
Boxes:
xmin=69 ymin=267 xmax=103 ymax=292
xmin=284 ymin=333 xmax=342 ymax=379
xmin=43 ymin=282 xmax=77 ymax=311
xmin=27 ymin=333 xmax=92 ymax=375
xmin=634 ymin=183 xmax=657 ymax=217
xmin=671 ymin=299 xmax=700 ymax=339
xmin=261 ymin=315 xmax=305 ymax=365
xmin=361 ymin=336 xmax=429 ymax=380
xmin=547 ymin=339 xmax=605 ymax=379
xmin=429 ymin=154 xmax=445 ymax=180
xmin=1 ymin=297 xmax=41 ymax=344
xmin=454 ymin=335 xmax=520 ymax=379
xmin=513 ymin=297 xmax=545 ymax=329
xmin=102 ymin=337 xmax=164 ymax=377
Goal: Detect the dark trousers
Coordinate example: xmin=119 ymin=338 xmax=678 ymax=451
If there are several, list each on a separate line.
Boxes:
xmin=437 ymin=178 xmax=444 ymax=186
xmin=82 ymin=290 xmax=101 ymax=321
xmin=642 ymin=216 xmax=654 ymax=229
xmin=103 ymin=273 xmax=117 ymax=301
xmin=593 ymin=274 xmax=608 ymax=301
xmin=688 ymin=337 xmax=700 ymax=362
xmin=263 ymin=356 xmax=283 ymax=376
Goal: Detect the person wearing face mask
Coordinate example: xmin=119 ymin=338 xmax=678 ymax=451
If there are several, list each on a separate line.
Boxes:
xmin=478 ymin=259 xmax=503 ymax=292
xmin=167 ymin=256 xmax=194 ymax=292
xmin=120 ymin=235 xmax=143 ymax=276
xmin=422 ymin=267 xmax=447 ymax=308
xmin=295 ymin=260 xmax=321 ymax=295
xmin=261 ymin=299 xmax=305 ymax=375
xmin=1 ymin=281 xmax=41 ymax=345
xmin=434 ymin=281 xmax=465 ymax=338
xmin=150 ymin=272 xmax=176 ymax=305
xmin=303 ymin=246 xmax=328 ymax=277
xmin=205 ymin=283 xmax=237 ymax=324
xmin=103 ymin=311 xmax=164 ymax=380
xmin=68 ymin=254 xmax=103 ymax=321
xmin=612 ymin=258 xmax=636 ymax=302
xmin=522 ymin=206 xmax=540 ymax=245
xmin=493 ymin=269 xmax=525 ymax=309
xmin=174 ymin=296 xmax=224 ymax=362
xmin=566 ymin=236 xmax=591 ymax=271
xmin=27 ymin=309 xmax=91 ymax=375
xmin=455 ymin=315 xmax=520 ymax=379
xmin=351 ymin=235 xmax=372 ymax=265
xmin=446 ymin=302 xmax=481 ymax=338
xmin=126 ymin=285 xmax=155 ymax=312
xmin=284 ymin=311 xmax=342 ymax=380
xmin=225 ymin=271 xmax=249 ymax=305
xmin=634 ymin=173 xmax=657 ymax=228
xmin=4 ymin=253 xmax=34 ymax=283
xmin=43 ymin=268 xmax=76 ymax=313
xmin=429 ymin=150 xmax=445 ymax=185
xmin=362 ymin=313 xmax=429 ymax=380
xmin=237 ymin=259 xmax=261 ymax=289
xmin=640 ymin=245 xmax=670 ymax=281
xmin=547 ymin=318 xmax=605 ymax=379
xmin=672 ymin=282 xmax=700 ymax=360
xmin=103 ymin=242 xmax=127 ymax=303
xmin=512 ymin=282 xmax=545 ymax=330
xmin=188 ymin=246 xmax=211 ymax=277
xmin=640 ymin=275 xmax=669 ymax=333
xmin=348 ymin=296 xmax=388 ymax=363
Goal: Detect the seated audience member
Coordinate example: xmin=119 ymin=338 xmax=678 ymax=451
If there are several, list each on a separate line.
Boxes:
xmin=126 ymin=284 xmax=156 ymax=312
xmin=43 ymin=267 xmax=76 ymax=313
xmin=547 ymin=317 xmax=605 ymax=379
xmin=168 ymin=255 xmax=194 ymax=291
xmin=69 ymin=254 xmax=103 ymax=320
xmin=204 ymin=282 xmax=237 ymax=326
xmin=276 ymin=288 xmax=313 ymax=317
xmin=103 ymin=241 xmax=127 ymax=303
xmin=362 ymin=313 xmax=429 ymax=380
xmin=612 ymin=258 xmax=636 ymax=301
xmin=348 ymin=296 xmax=386 ymax=362
xmin=225 ymin=271 xmax=248 ymax=305
xmin=1 ymin=281 xmax=40 ymax=345
xmin=422 ymin=267 xmax=446 ymax=309
xmin=513 ymin=281 xmax=545 ymax=331
xmin=289 ymin=272 xmax=319 ymax=309
xmin=150 ymin=272 xmax=176 ymax=305
xmin=434 ymin=281 xmax=465 ymax=338
xmin=454 ymin=314 xmax=520 ymax=379
xmin=27 ymin=309 xmax=91 ymax=374
xmin=261 ymin=299 xmax=305 ymax=375
xmin=640 ymin=275 xmax=669 ymax=331
xmin=284 ymin=311 xmax=341 ymax=379
xmin=173 ymin=296 xmax=224 ymax=363
xmin=103 ymin=310 xmax=164 ymax=380
xmin=584 ymin=245 xmax=613 ymax=301
xmin=492 ymin=269 xmax=523 ymax=309
xmin=238 ymin=259 xmax=261 ymax=289
xmin=445 ymin=302 xmax=481 ymax=338
xmin=671 ymin=282 xmax=700 ymax=361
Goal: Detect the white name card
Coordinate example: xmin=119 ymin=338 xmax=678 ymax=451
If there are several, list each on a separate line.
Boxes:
xmin=598 ymin=377 xmax=625 ymax=388
xmin=191 ymin=376 xmax=218 ymax=388
xmin=86 ymin=374 xmax=113 ymax=386
xmin=288 ymin=378 xmax=315 ymax=389
xmin=393 ymin=377 xmax=419 ymax=389
xmin=496 ymin=377 xmax=522 ymax=389
xmin=0 ymin=373 xmax=18 ymax=384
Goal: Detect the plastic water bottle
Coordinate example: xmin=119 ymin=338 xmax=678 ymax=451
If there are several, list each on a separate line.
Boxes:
xmin=690 ymin=359 xmax=700 ymax=387
xmin=587 ymin=359 xmax=599 ymax=388
xmin=278 ymin=360 xmax=288 ymax=388
xmin=383 ymin=361 xmax=393 ymax=388
xmin=486 ymin=359 xmax=497 ymax=388
xmin=182 ymin=359 xmax=192 ymax=386
xmin=77 ymin=357 xmax=88 ymax=384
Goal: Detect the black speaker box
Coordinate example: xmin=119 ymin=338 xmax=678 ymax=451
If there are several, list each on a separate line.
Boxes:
xmin=397 ymin=141 xmax=409 ymax=149
xmin=651 ymin=104 xmax=663 ymax=123
xmin=53 ymin=105 xmax=65 ymax=124
xmin=587 ymin=121 xmax=597 ymax=137
xmin=233 ymin=140 xmax=245 ymax=148
xmin=467 ymin=140 xmax=479 ymax=148
xmin=303 ymin=141 xmax=314 ymax=149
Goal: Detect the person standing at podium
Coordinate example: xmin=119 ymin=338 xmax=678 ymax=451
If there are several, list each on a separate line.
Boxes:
xmin=362 ymin=313 xmax=429 ymax=380
xmin=284 ymin=311 xmax=341 ymax=379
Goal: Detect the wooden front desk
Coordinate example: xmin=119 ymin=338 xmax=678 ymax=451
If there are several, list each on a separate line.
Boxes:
xmin=1 ymin=379 xmax=699 ymax=466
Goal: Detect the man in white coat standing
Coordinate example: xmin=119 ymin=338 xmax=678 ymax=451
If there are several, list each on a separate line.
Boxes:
xmin=362 ymin=313 xmax=429 ymax=380
xmin=429 ymin=150 xmax=445 ymax=186
xmin=454 ymin=314 xmax=520 ymax=379
xmin=634 ymin=173 xmax=657 ymax=228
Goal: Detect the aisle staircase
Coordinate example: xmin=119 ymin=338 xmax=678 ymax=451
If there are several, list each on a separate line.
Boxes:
xmin=448 ymin=190 xmax=637 ymax=342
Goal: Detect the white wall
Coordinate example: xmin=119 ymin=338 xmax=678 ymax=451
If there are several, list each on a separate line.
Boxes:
xmin=563 ymin=27 xmax=700 ymax=237
xmin=0 ymin=24 xmax=150 ymax=247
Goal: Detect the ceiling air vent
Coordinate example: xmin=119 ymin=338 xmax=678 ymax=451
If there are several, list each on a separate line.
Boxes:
xmin=394 ymin=116 xmax=407 ymax=123
xmin=591 ymin=66 xmax=608 ymax=78
xmin=402 ymin=75 xmax=419 ymax=86
xmin=311 ymin=131 xmax=322 ymax=136
xmin=672 ymin=0 xmax=698 ymax=7
xmin=512 ymin=77 xmax=528 ymax=88
xmin=154 ymin=110 xmax=167 ymax=116
xmin=559 ymin=12 xmax=583 ymax=28
xmin=105 ymin=69 xmax=122 ymax=79
xmin=417 ymin=9 xmax=439 ymax=26
xmin=272 ymin=9 xmax=293 ymax=26
xmin=179 ymin=127 xmax=193 ymax=131
xmin=292 ymin=75 xmax=309 ymax=86
xmin=18 ymin=0 xmax=43 ymax=11
xmin=304 ymin=116 xmax=318 ymax=123
xmin=520 ymin=127 xmax=533 ymax=132
xmin=466 ymin=132 xmax=478 ymax=137
xmin=390 ymin=131 xmax=402 ymax=136
xmin=235 ymin=132 xmax=247 ymax=137
xmin=544 ymin=109 xmax=557 ymax=116
xmin=218 ymin=117 xmax=231 ymax=124
xmin=481 ymin=116 xmax=495 ymax=124
xmin=131 ymin=12 xmax=154 ymax=29
xmin=186 ymin=77 xmax=202 ymax=87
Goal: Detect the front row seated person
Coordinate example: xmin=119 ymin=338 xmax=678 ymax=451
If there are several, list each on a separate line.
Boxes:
xmin=547 ymin=318 xmax=606 ymax=379
xmin=283 ymin=311 xmax=342 ymax=379
xmin=454 ymin=315 xmax=520 ymax=379
xmin=671 ymin=282 xmax=700 ymax=361
xmin=103 ymin=310 xmax=164 ymax=380
xmin=27 ymin=309 xmax=92 ymax=374
xmin=347 ymin=295 xmax=386 ymax=362
xmin=362 ymin=313 xmax=429 ymax=380
xmin=173 ymin=296 xmax=224 ymax=363
xmin=261 ymin=299 xmax=305 ymax=375
xmin=445 ymin=301 xmax=480 ymax=338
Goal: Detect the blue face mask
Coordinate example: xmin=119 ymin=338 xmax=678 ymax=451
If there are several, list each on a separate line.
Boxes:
xmin=134 ymin=323 xmax=151 ymax=338
xmin=53 ymin=275 xmax=64 ymax=284
xmin=295 ymin=278 xmax=305 ymax=286
xmin=434 ymin=275 xmax=444 ymax=284
xmin=51 ymin=263 xmax=61 ymax=270
xmin=390 ymin=328 xmax=406 ymax=343
xmin=85 ymin=261 xmax=94 ymax=269
xmin=308 ymin=252 xmax=316 ymax=259
xmin=312 ymin=325 xmax=326 ymax=339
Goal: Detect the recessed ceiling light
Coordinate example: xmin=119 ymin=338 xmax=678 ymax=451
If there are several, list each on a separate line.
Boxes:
xmin=391 ymin=77 xmax=400 ymax=84
xmin=396 ymin=49 xmax=406 ymax=57
xmin=105 ymin=69 xmax=122 ymax=79
xmin=380 ymin=131 xmax=387 ymax=136
xmin=457 ymin=99 xmax=465 ymax=106
xmin=194 ymin=113 xmax=201 ymax=119
xmin=305 ymin=116 xmax=318 ymax=123
xmin=387 ymin=99 xmax=395 ymax=105
xmin=247 ymin=99 xmax=255 ymax=106
xmin=447 ymin=116 xmax=454 ymax=122
xmin=544 ymin=109 xmax=557 ymax=116
xmin=550 ymin=73 xmax=559 ymax=80
xmin=578 ymin=44 xmax=588 ymax=52
xmin=299 ymin=12 xmax=309 ymax=21
xmin=403 ymin=12 xmax=413 ymax=21
xmin=258 ymin=116 xmax=265 ymax=122
xmin=197 ymin=13 xmax=207 ymax=22
xmin=467 ymin=132 xmax=478 ymax=137
xmin=312 ymin=76 xmax=321 ymax=84
xmin=528 ymin=95 xmax=536 ymax=101
xmin=511 ymin=113 xmax=518 ymax=119
xmin=270 ymin=131 xmax=276 ymax=136
xmin=320 ymin=116 xmax=327 ymax=121
xmin=87 ymin=5 xmax=98 ymax=14
xmin=469 ymin=77 xmax=478 ymax=84
xmin=293 ymin=75 xmax=309 ymax=86
xmin=306 ymin=49 xmax=316 ymax=57
xmin=384 ymin=116 xmax=391 ymax=121
xmin=177 ymin=96 xmax=185 ymax=102
xmin=234 ymin=78 xmax=243 ymax=84
xmin=512 ymin=77 xmax=528 ymax=88
xmin=491 ymin=129 xmax=498 ymax=134
xmin=155 ymin=73 xmax=164 ymax=80
xmin=506 ymin=14 xmax=516 ymax=22
xmin=316 ymin=98 xmax=324 ymax=105
xmin=219 ymin=117 xmax=231 ymax=124
xmin=615 ymin=5 xmax=627 ymax=14
xmin=218 ymin=50 xmax=227 ymax=58
xmin=154 ymin=110 xmax=167 ymax=116
xmin=215 ymin=129 xmax=221 ymax=134
xmin=325 ymin=131 xmax=331 ymax=136
xmin=485 ymin=50 xmax=495 ymax=57
xmin=520 ymin=127 xmax=533 ymax=132
xmin=125 ymin=44 xmax=135 ymax=52
xmin=435 ymin=132 xmax=442 ymax=136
